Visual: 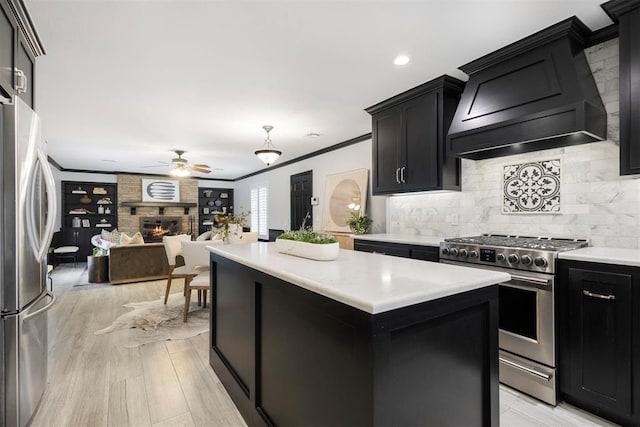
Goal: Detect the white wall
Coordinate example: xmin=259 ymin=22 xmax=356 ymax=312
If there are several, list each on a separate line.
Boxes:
xmin=49 ymin=163 xmax=62 ymax=231
xmin=234 ymin=140 xmax=387 ymax=233
xmin=197 ymin=179 xmax=235 ymax=190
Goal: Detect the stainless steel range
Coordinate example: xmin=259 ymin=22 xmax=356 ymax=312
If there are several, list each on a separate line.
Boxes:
xmin=440 ymin=234 xmax=588 ymax=405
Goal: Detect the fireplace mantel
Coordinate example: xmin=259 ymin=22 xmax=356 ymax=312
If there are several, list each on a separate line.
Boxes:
xmin=121 ymin=201 xmax=197 ymax=215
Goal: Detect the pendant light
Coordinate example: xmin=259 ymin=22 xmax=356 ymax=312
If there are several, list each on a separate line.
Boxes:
xmin=255 ymin=125 xmax=281 ymax=166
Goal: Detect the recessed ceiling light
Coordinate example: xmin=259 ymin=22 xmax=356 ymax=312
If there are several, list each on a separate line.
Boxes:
xmin=305 ymin=132 xmax=321 ymax=138
xmin=393 ymin=55 xmax=410 ymax=66
xmin=101 ymin=159 xmax=116 ymax=163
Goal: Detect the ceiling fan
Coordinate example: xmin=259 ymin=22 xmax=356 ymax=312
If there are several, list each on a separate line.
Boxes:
xmin=142 ymin=150 xmax=211 ymax=176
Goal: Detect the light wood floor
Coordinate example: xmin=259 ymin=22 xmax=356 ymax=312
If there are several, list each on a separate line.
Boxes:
xmin=32 ymin=264 xmax=618 ymax=427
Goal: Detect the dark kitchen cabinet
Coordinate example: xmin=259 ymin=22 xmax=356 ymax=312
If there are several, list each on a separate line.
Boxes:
xmin=62 ymin=181 xmax=118 ymax=259
xmin=354 ymin=239 xmax=439 ymax=262
xmin=602 ymin=0 xmax=640 ymax=175
xmin=0 ymin=0 xmax=17 ymax=98
xmin=0 ymin=0 xmax=44 ymax=104
xmin=366 ymin=75 xmax=464 ymax=195
xmin=61 ymin=228 xmax=95 ymax=259
xmin=557 ymin=260 xmax=640 ymax=426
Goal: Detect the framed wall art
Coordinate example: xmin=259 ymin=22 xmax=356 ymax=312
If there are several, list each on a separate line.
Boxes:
xmin=142 ymin=179 xmax=180 ymax=202
xmin=322 ymin=168 xmax=369 ymax=232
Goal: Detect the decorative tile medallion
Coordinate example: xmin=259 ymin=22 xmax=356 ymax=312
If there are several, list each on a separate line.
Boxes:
xmin=502 ymin=159 xmax=561 ymax=214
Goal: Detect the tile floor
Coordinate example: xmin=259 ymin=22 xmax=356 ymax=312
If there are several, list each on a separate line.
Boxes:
xmin=32 ymin=263 xmax=618 ymax=426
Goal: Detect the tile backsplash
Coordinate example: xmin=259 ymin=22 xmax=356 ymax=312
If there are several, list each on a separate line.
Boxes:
xmin=388 ymin=38 xmax=640 ymax=249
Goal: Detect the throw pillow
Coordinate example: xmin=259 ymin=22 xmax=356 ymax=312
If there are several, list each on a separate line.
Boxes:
xmin=101 ymin=229 xmax=122 ymax=244
xmin=196 ymin=230 xmax=212 ymax=241
xmin=120 ymin=231 xmax=145 ymax=245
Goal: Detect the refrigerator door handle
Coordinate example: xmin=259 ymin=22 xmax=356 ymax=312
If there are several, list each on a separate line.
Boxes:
xmin=23 ymin=290 xmax=56 ymax=321
xmin=25 ymin=156 xmax=40 ymax=259
xmin=37 ymin=148 xmax=57 ymax=261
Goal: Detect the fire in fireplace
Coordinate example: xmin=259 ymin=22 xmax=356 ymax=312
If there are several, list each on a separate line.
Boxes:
xmin=140 ymin=217 xmax=182 ymax=242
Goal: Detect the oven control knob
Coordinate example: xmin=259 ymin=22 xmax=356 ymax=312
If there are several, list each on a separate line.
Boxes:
xmin=520 ymin=255 xmax=533 ymax=266
xmin=534 ymin=257 xmax=548 ymax=267
xmin=497 ymin=253 xmax=506 ymax=262
xmin=459 ymin=249 xmax=469 ymax=258
xmin=469 ymin=250 xmax=479 ymax=258
xmin=450 ymin=248 xmax=459 ymax=257
xmin=507 ymin=254 xmax=519 ymax=264
xmin=441 ymin=248 xmax=450 ymax=256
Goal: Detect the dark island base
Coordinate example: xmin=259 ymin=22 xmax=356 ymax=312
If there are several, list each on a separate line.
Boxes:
xmin=209 ymin=254 xmax=499 ymax=427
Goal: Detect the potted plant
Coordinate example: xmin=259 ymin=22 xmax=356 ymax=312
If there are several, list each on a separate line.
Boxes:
xmin=276 ymin=229 xmax=340 ymax=261
xmin=214 ymin=208 xmax=250 ymax=242
xmin=346 ymin=211 xmax=373 ymax=235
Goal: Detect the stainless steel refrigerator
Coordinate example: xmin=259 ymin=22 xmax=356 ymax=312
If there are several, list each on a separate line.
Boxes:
xmin=1 ymin=97 xmax=57 ymax=427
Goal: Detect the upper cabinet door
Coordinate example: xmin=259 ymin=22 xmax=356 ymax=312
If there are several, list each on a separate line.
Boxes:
xmin=371 ymin=106 xmax=402 ymax=194
xmin=366 ymin=75 xmax=464 ymax=196
xmin=402 ymin=91 xmax=439 ymax=191
xmin=0 ymin=0 xmax=16 ymax=99
xmin=17 ymin=33 xmax=35 ymax=108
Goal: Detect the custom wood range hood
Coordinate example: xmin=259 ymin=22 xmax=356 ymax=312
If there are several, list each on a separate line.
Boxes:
xmin=447 ymin=17 xmax=607 ymax=160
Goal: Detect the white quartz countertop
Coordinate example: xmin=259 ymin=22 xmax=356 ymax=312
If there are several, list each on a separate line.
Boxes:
xmin=559 ymin=247 xmax=640 ymax=267
xmin=207 ymin=242 xmax=510 ymax=314
xmin=352 ymin=233 xmax=444 ymax=247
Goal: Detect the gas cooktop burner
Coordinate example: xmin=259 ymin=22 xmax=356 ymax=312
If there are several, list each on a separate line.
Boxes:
xmin=440 ymin=234 xmax=589 ymax=273
xmin=444 ymin=234 xmax=588 ymax=252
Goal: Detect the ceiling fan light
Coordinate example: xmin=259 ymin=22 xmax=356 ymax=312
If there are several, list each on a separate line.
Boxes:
xmin=255 ymin=125 xmax=282 ymax=166
xmin=170 ymin=167 xmax=190 ymax=177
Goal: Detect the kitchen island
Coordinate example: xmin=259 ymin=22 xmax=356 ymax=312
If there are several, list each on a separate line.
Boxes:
xmin=207 ymin=242 xmax=510 ymax=426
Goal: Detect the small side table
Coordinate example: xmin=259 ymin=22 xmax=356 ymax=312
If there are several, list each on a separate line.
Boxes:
xmin=87 ymin=255 xmax=109 ymax=283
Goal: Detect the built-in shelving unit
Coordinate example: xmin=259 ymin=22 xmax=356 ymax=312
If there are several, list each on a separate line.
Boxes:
xmin=61 ymin=181 xmax=118 ymax=258
xmin=198 ymin=187 xmax=234 ymax=235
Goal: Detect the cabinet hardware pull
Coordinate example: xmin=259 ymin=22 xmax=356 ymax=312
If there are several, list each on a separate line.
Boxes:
xmin=401 ymin=166 xmax=406 ymax=183
xmin=499 ymin=357 xmax=552 ymax=381
xmin=582 ymin=290 xmax=615 ymax=300
xmin=395 ymin=168 xmax=400 ymax=184
xmin=14 ymin=69 xmax=27 ymax=94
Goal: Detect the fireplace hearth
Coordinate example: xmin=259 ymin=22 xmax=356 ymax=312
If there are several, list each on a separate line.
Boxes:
xmin=140 ymin=217 xmax=182 ymax=242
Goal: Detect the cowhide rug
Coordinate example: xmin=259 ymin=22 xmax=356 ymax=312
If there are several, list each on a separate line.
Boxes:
xmin=94 ymin=293 xmax=209 ymax=347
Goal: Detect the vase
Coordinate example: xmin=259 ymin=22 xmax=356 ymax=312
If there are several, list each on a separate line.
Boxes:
xmin=225 ymin=224 xmax=243 ymax=244
xmin=275 ymin=239 xmax=340 ymax=261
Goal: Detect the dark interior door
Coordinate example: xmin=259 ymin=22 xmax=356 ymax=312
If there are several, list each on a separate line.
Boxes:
xmin=290 ymin=170 xmax=312 ymax=230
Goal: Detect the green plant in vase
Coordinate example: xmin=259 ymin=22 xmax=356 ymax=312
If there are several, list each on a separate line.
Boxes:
xmin=277 ymin=212 xmax=337 ymax=244
xmin=277 ymin=229 xmax=337 ymax=244
xmin=346 ymin=210 xmax=373 ymax=234
xmin=214 ymin=208 xmax=250 ymax=241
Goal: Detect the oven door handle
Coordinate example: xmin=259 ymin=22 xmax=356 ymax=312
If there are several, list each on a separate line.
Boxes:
xmin=508 ymin=274 xmax=551 ymax=287
xmin=499 ymin=357 xmax=552 ymax=381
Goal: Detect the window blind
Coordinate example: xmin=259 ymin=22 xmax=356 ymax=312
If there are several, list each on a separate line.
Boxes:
xmin=251 ymin=187 xmax=268 ymax=239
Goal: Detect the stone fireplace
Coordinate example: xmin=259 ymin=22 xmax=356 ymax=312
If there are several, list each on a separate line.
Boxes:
xmin=140 ymin=217 xmax=182 ymax=242
xmin=117 ymin=175 xmax=199 ymax=237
